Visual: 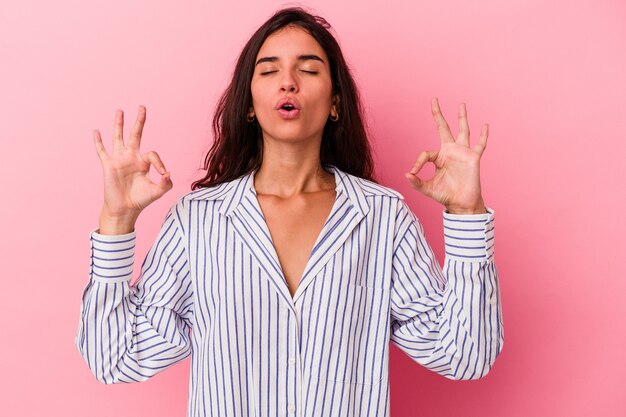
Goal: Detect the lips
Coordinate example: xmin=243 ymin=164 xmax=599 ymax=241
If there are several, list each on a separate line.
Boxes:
xmin=275 ymin=97 xmax=301 ymax=120
xmin=275 ymin=97 xmax=301 ymax=110
xmin=277 ymin=107 xmax=301 ymax=120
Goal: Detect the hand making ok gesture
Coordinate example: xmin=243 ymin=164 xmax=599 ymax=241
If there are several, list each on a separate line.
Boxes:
xmin=94 ymin=105 xmax=173 ymax=220
xmin=405 ymin=98 xmax=488 ymax=215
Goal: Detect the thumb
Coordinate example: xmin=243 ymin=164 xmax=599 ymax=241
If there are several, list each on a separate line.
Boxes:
xmin=156 ymin=171 xmax=172 ymax=191
xmin=405 ymin=172 xmax=426 ymax=192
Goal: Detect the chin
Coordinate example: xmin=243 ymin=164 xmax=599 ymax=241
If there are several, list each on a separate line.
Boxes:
xmin=269 ymin=134 xmax=310 ymax=143
xmin=262 ymin=127 xmax=315 ymax=142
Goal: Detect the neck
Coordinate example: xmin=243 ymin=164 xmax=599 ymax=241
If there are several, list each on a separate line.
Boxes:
xmin=253 ymin=160 xmax=335 ymax=199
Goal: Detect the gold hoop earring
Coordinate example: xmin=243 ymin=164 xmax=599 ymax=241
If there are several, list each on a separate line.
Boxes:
xmin=330 ymin=113 xmax=339 ymax=122
xmin=247 ymin=114 xmax=255 ymax=122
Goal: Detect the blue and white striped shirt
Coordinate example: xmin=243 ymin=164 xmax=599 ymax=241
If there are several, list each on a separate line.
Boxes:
xmin=75 ymin=164 xmax=503 ymax=417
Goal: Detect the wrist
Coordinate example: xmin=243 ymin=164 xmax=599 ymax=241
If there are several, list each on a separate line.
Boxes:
xmin=446 ymin=207 xmax=487 ymax=215
xmin=98 ymin=210 xmax=139 ymax=235
xmin=445 ymin=201 xmax=487 ymax=215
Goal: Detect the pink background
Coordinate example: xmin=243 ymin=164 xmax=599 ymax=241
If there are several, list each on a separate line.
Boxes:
xmin=1 ymin=0 xmax=624 ymax=416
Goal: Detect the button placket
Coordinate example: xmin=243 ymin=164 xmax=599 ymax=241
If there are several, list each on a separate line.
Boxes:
xmin=285 ymin=304 xmax=301 ymax=416
xmin=282 ymin=308 xmax=297 ymax=416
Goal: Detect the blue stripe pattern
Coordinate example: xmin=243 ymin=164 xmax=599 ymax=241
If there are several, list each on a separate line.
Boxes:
xmin=75 ymin=165 xmax=504 ymax=417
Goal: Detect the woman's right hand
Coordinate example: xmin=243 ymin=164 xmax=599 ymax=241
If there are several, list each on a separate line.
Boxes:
xmin=94 ymin=105 xmax=173 ymax=220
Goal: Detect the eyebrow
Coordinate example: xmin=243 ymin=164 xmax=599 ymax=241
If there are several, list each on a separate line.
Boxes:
xmin=255 ymin=54 xmax=325 ymax=66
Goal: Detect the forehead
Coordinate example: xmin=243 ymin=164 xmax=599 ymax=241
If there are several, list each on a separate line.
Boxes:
xmin=256 ymin=26 xmax=327 ymax=61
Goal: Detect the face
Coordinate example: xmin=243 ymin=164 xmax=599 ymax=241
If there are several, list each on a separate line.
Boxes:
xmin=249 ymin=25 xmax=338 ymax=144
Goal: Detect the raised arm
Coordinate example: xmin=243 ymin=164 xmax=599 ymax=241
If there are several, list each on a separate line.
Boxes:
xmin=75 ymin=106 xmax=193 ymax=383
xmin=391 ymin=98 xmax=503 ymax=379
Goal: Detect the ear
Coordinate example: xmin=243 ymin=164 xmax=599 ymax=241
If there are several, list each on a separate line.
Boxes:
xmin=332 ymin=94 xmax=340 ymax=113
xmin=248 ymin=106 xmax=255 ymax=116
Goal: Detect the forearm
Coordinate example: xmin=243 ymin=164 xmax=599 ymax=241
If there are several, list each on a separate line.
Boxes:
xmin=75 ymin=226 xmax=193 ymax=384
xmin=439 ymin=258 xmax=503 ymax=379
xmin=439 ymin=208 xmax=503 ymax=379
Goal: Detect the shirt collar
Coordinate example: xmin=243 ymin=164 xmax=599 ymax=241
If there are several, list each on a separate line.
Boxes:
xmin=189 ymin=165 xmax=371 ymax=218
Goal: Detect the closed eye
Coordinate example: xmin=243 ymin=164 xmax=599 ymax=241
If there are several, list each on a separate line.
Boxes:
xmin=259 ymin=70 xmax=318 ymax=75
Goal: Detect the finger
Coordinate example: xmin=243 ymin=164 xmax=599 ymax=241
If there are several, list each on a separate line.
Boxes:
xmin=472 ymin=123 xmax=489 ymax=156
xmin=149 ymin=171 xmax=173 ymax=197
xmin=158 ymin=171 xmax=173 ymax=189
xmin=141 ymin=150 xmax=168 ymax=175
xmin=113 ymin=109 xmax=125 ymax=152
xmin=93 ymin=129 xmax=109 ymax=161
xmin=409 ymin=150 xmax=438 ymax=175
xmin=431 ymin=97 xmax=455 ymax=144
xmin=457 ymin=102 xmax=470 ymax=147
xmin=404 ymin=171 xmax=425 ymax=191
xmin=128 ymin=104 xmax=146 ymax=150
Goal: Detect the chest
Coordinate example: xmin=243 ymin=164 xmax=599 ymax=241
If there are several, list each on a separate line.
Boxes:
xmin=256 ymin=190 xmax=336 ymax=298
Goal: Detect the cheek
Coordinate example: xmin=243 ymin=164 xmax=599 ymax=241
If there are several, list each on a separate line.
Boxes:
xmin=310 ymin=90 xmax=334 ymax=117
xmin=250 ymin=81 xmax=266 ymax=107
xmin=250 ymin=84 xmax=259 ymax=107
xmin=317 ymin=81 xmax=334 ymax=109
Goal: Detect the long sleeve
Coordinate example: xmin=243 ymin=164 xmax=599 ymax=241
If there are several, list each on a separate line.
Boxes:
xmin=75 ymin=200 xmax=194 ymax=384
xmin=389 ymin=200 xmax=504 ymax=380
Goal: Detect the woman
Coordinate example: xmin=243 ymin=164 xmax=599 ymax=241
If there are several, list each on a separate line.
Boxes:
xmin=76 ymin=6 xmax=503 ymax=417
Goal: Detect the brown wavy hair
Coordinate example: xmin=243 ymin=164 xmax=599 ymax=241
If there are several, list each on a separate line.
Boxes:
xmin=191 ymin=6 xmax=379 ymax=190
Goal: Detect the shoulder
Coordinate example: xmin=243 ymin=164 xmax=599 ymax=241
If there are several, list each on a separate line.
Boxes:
xmin=161 ymin=182 xmax=233 ymax=232
xmin=343 ymin=172 xmax=406 ymax=201
xmin=173 ymin=173 xmax=247 ymax=206
xmin=164 ymin=180 xmax=235 ymax=219
xmin=184 ymin=181 xmax=235 ymax=202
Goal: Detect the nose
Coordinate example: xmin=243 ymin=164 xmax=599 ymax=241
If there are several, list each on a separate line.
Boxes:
xmin=280 ymin=70 xmax=299 ymax=93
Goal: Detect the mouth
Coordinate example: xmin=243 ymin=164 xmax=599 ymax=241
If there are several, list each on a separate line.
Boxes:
xmin=277 ymin=104 xmax=301 ymax=119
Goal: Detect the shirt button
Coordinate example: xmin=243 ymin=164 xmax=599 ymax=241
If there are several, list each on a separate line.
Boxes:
xmin=288 ymin=357 xmax=296 ymax=365
xmin=288 ymin=404 xmax=295 ymax=413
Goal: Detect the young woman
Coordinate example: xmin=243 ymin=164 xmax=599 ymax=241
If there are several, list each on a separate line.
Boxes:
xmin=76 ymin=7 xmax=503 ymax=417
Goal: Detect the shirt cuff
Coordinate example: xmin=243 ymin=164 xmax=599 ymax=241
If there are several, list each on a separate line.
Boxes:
xmin=442 ymin=208 xmax=495 ymax=262
xmin=89 ymin=227 xmax=136 ymax=283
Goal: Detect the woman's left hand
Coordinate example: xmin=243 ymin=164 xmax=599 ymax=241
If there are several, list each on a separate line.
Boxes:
xmin=405 ymin=98 xmax=488 ymax=215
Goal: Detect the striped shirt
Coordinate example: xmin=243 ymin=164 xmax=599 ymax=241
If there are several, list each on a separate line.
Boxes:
xmin=75 ymin=164 xmax=504 ymax=417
